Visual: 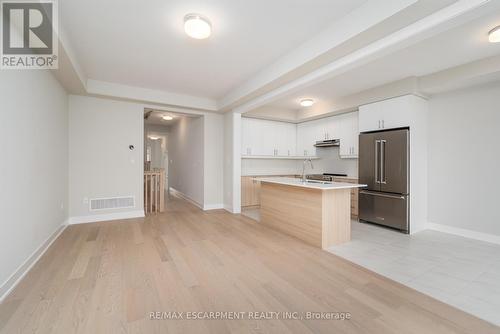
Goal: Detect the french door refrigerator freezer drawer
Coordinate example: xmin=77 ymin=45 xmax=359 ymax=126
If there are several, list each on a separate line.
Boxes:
xmin=359 ymin=190 xmax=409 ymax=233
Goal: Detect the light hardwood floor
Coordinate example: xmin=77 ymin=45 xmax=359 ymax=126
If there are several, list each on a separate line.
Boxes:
xmin=0 ymin=196 xmax=498 ymax=334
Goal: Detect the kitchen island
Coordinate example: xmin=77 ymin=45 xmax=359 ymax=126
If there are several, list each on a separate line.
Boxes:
xmin=256 ymin=177 xmax=366 ymax=249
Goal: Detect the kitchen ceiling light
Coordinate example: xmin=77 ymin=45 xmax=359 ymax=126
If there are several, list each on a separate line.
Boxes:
xmin=184 ymin=14 xmax=212 ymax=39
xmin=149 ymin=136 xmax=159 ymax=140
xmin=488 ymin=26 xmax=500 ymax=43
xmin=162 ymin=115 xmax=174 ymax=121
xmin=300 ymin=99 xmax=315 ymax=107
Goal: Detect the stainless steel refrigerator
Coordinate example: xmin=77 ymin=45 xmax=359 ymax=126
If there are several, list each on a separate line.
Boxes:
xmin=358 ymin=128 xmax=410 ymax=233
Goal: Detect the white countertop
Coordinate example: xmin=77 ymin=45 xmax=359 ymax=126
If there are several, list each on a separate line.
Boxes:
xmin=255 ymin=177 xmax=366 ymax=190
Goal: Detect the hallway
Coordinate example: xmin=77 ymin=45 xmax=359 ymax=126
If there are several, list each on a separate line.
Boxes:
xmin=0 ymin=196 xmax=497 ymax=334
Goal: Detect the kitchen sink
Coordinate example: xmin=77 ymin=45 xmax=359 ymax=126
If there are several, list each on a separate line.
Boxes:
xmin=303 ymin=180 xmax=333 ymax=184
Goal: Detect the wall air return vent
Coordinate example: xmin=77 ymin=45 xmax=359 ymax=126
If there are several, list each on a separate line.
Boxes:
xmin=90 ymin=196 xmax=135 ymax=211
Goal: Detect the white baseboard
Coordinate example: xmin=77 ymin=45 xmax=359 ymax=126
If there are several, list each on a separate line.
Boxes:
xmin=223 ymin=204 xmax=241 ymax=214
xmin=169 ymin=188 xmax=228 ymax=212
xmin=69 ymin=210 xmax=145 ymax=225
xmin=203 ymin=204 xmax=224 ymax=211
xmin=426 ymin=222 xmax=500 ymax=245
xmin=169 ymin=187 xmax=204 ymax=210
xmin=0 ymin=219 xmax=68 ymax=303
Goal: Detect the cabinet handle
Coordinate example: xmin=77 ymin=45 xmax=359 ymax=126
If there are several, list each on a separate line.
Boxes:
xmin=382 ymin=120 xmax=385 ymax=128
xmin=378 ymin=120 xmax=381 ymax=129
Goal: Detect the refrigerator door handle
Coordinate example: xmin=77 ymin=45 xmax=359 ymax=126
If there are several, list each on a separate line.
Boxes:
xmin=381 ymin=140 xmax=387 ymax=184
xmin=360 ymin=190 xmax=405 ymax=200
xmin=375 ymin=140 xmax=380 ymax=184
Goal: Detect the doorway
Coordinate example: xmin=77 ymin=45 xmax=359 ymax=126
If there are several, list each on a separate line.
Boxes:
xmin=144 ymin=110 xmax=171 ymax=214
xmin=143 ymin=109 xmax=204 ymax=213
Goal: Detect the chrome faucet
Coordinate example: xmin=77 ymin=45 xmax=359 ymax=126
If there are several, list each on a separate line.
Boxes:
xmin=302 ymin=158 xmax=314 ymax=182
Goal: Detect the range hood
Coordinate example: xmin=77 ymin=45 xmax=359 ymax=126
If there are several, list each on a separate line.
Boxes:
xmin=314 ymin=139 xmax=340 ymax=147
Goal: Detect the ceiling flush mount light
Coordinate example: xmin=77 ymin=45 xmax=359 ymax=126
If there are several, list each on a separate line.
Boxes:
xmin=149 ymin=136 xmax=159 ymax=140
xmin=300 ymin=98 xmax=315 ymax=107
xmin=488 ymin=26 xmax=500 ymax=43
xmin=184 ymin=13 xmax=212 ymax=39
xmin=162 ymin=115 xmax=173 ymax=121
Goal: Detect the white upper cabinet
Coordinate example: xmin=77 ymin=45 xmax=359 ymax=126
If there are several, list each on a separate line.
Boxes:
xmin=284 ymin=123 xmax=297 ymax=156
xmin=359 ymin=95 xmax=424 ymax=132
xmin=241 ymin=117 xmax=255 ymax=155
xmin=242 ymin=111 xmax=361 ymax=159
xmin=242 ymin=118 xmax=266 ymax=156
xmin=311 ymin=116 xmax=338 ymax=141
xmin=272 ymin=121 xmax=296 ymax=156
xmin=337 ymin=112 xmax=358 ymax=159
xmin=324 ymin=116 xmax=340 ymax=141
xmin=297 ymin=121 xmax=317 ymax=157
xmin=241 ymin=118 xmax=297 ymax=157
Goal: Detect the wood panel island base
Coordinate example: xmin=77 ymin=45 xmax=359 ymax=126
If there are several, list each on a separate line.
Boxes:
xmin=258 ymin=178 xmax=366 ymax=249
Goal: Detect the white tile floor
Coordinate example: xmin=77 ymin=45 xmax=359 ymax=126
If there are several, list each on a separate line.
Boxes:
xmin=327 ymin=221 xmax=500 ymax=326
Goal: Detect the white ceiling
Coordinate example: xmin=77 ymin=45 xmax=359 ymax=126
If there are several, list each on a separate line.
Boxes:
xmin=254 ymin=8 xmax=500 ymax=115
xmin=144 ymin=110 xmax=197 ymax=126
xmin=60 ymin=0 xmax=367 ymax=100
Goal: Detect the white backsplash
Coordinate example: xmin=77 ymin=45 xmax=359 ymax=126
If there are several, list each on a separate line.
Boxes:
xmin=312 ymin=147 xmax=358 ymax=177
xmin=241 ymin=147 xmax=358 ymax=177
xmin=241 ymin=159 xmax=299 ymax=176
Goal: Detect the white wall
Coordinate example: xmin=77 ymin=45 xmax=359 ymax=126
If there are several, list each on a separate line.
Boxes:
xmin=0 ymin=70 xmax=68 ymax=296
xmin=203 ymin=113 xmax=224 ymax=209
xmin=224 ymin=112 xmax=241 ymax=213
xmin=168 ymin=116 xmax=204 ymax=206
xmin=69 ymin=96 xmax=144 ymax=220
xmin=428 ymin=83 xmax=500 ymax=237
xmin=144 ymin=124 xmax=169 ymax=170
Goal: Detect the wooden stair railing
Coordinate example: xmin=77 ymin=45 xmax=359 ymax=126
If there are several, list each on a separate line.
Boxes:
xmin=144 ymin=169 xmax=165 ymax=214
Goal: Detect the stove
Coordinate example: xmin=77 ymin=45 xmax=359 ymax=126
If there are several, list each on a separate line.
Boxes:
xmin=306 ymin=173 xmax=348 ymax=182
